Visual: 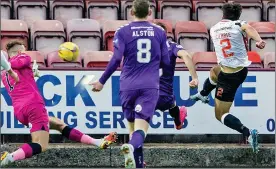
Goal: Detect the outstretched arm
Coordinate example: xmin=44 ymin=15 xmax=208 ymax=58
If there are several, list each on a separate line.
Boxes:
xmin=10 ymin=54 xmax=31 ymax=69
xmin=241 ymin=24 xmax=262 ymax=42
xmin=99 ymin=34 xmax=125 ymax=85
xmin=177 ymin=50 xmax=198 ymax=81
xmin=1 ymin=50 xmax=11 ymax=71
xmin=241 ymin=24 xmax=266 ymax=49
xmin=1 ymin=51 xmax=20 ymax=82
xmin=92 ymin=31 xmax=125 ymax=92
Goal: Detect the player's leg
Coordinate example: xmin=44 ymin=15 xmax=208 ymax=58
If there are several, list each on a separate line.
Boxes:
xmin=119 ymin=90 xmax=138 ymax=168
xmin=1 ymin=105 xmax=49 ymax=167
xmin=125 ymin=112 xmax=145 ymax=168
xmin=120 ymin=90 xmax=136 ymax=138
xmin=49 ymin=116 xmax=117 ymax=149
xmin=128 ymin=122 xmax=135 ymax=138
xmin=156 ymin=95 xmax=187 ymax=130
xmin=1 ymin=131 xmax=49 ymax=167
xmin=190 ymin=65 xmax=221 ymax=103
xmin=125 ymin=114 xmax=145 ymax=168
xmin=121 ymin=89 xmax=159 ymax=168
xmin=214 ymin=68 xmax=259 ymax=153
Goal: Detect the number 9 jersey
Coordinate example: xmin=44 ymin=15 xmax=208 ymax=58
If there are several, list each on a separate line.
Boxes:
xmin=210 ymin=20 xmax=251 ymax=68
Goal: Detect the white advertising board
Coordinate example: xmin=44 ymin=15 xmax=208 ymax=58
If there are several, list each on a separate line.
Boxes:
xmin=1 ymin=71 xmax=275 ymax=134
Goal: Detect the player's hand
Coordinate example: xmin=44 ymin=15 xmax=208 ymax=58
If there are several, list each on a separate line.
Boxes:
xmin=33 ymin=66 xmax=40 ymax=77
xmin=32 ymin=60 xmax=40 ymax=77
xmin=189 ymin=78 xmax=199 ymax=88
xmin=8 ymin=69 xmax=19 ymax=83
xmin=256 ymin=40 xmax=266 ymax=49
xmin=91 ymin=81 xmax=104 ymax=92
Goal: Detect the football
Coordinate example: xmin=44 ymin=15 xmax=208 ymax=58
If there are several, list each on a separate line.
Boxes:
xmin=58 ymin=42 xmax=80 ymax=62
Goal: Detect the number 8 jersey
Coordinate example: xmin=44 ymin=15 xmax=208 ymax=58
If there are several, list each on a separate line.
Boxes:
xmin=105 ymin=21 xmax=169 ymax=91
xmin=210 ymin=20 xmax=251 ymax=68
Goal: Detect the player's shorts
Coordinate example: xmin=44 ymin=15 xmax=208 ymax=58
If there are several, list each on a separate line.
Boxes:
xmin=156 ymin=94 xmax=176 ymax=111
xmin=215 ymin=67 xmax=248 ymax=102
xmin=120 ymin=89 xmax=159 ymax=123
xmin=15 ymin=103 xmax=49 ymax=133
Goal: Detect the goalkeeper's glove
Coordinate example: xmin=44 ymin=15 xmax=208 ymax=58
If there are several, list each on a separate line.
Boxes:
xmin=32 ymin=60 xmax=40 ymax=77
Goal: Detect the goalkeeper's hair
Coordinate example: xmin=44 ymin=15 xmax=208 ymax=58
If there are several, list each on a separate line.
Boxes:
xmin=6 ymin=41 xmax=24 ymax=52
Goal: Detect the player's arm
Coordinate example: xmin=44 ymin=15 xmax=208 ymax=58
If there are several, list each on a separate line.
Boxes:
xmin=241 ymin=23 xmax=266 ymax=49
xmin=1 ymin=51 xmax=20 ymax=82
xmin=172 ymin=44 xmax=198 ymax=87
xmin=1 ymin=50 xmax=11 ymax=71
xmin=10 ymin=55 xmax=31 ymax=69
xmin=241 ymin=24 xmax=262 ymax=42
xmin=98 ymin=30 xmax=125 ymax=86
xmin=177 ymin=50 xmax=198 ymax=81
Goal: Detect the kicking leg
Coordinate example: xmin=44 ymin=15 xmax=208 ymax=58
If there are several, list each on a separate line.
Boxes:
xmin=169 ymin=105 xmax=187 ymax=130
xmin=214 ymin=99 xmax=258 ymax=153
xmin=49 ymin=117 xmax=117 ymax=149
xmin=214 ymin=68 xmax=259 ymax=153
xmin=190 ymin=65 xmax=221 ymax=103
xmin=156 ymin=95 xmax=187 ymax=130
xmin=215 ymin=99 xmax=250 ymax=137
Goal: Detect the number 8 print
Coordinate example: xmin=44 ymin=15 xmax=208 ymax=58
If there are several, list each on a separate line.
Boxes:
xmin=137 ymin=39 xmax=151 ymax=63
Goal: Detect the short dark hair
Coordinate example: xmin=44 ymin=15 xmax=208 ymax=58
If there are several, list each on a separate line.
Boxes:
xmin=222 ymin=3 xmax=242 ymax=21
xmin=6 ymin=41 xmax=24 ymax=51
xmin=133 ymin=0 xmax=149 ymax=19
xmin=154 ymin=22 xmax=167 ymax=32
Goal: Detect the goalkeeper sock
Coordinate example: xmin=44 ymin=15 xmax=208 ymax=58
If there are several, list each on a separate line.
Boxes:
xmin=11 ymin=143 xmax=42 ymax=161
xmin=61 ymin=126 xmax=102 ymax=147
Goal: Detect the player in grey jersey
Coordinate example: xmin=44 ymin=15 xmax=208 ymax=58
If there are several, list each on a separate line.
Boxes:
xmin=190 ymin=3 xmax=266 ymax=153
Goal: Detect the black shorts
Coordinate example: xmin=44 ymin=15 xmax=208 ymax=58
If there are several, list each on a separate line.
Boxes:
xmin=215 ymin=67 xmax=248 ymax=102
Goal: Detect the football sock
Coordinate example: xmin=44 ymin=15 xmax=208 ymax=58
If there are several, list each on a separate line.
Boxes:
xmin=129 ymin=130 xmax=145 ymax=168
xmin=129 ymin=130 xmax=145 ymax=149
xmin=169 ymin=106 xmax=181 ymax=126
xmin=61 ymin=126 xmax=102 ymax=147
xmin=134 ymin=146 xmax=144 ymax=168
xmin=221 ymin=113 xmax=250 ymax=137
xmin=200 ymin=77 xmax=217 ymax=96
xmin=11 ymin=143 xmax=42 ymax=161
